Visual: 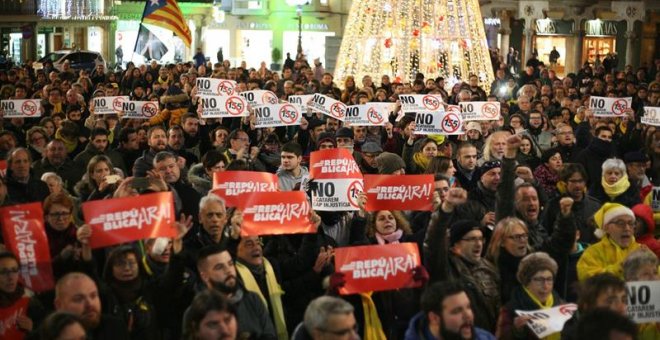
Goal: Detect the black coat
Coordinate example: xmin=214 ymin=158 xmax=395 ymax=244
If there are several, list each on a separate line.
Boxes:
xmin=576 ymin=138 xmax=614 ymax=191
xmin=5 ymin=171 xmax=49 ymax=204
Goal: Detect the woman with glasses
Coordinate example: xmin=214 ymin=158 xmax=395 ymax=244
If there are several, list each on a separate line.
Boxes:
xmin=188 ymin=150 xmax=230 ymax=196
xmin=25 ymin=126 xmax=49 ymax=162
xmin=43 ymin=193 xmax=79 ymax=262
xmin=496 ymin=252 xmax=563 ymax=339
xmin=0 ymin=252 xmax=46 ymax=336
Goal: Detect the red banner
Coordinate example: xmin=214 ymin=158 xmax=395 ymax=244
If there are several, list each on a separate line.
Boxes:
xmin=364 ymin=175 xmax=434 ymax=211
xmin=238 ymin=191 xmax=314 ymax=236
xmin=0 ymin=203 xmax=54 ymax=293
xmin=335 ymin=243 xmax=422 ymax=295
xmin=212 ymin=171 xmax=278 ymax=207
xmin=309 ymin=149 xmax=363 ymax=179
xmin=0 ymin=297 xmax=29 ymax=339
xmin=0 ymin=160 xmax=6 ymax=177
xmin=82 ymin=192 xmax=176 ymax=249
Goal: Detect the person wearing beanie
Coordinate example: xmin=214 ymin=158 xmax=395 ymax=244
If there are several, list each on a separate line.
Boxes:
xmin=316 ymin=132 xmax=336 ymax=150
xmin=590 ymin=158 xmax=641 ymax=207
xmin=147 ymin=85 xmax=190 ymax=127
xmin=375 ymin=152 xmax=406 ymax=175
xmin=577 ymin=202 xmax=640 ymax=281
xmin=496 ymin=252 xmax=563 ymax=340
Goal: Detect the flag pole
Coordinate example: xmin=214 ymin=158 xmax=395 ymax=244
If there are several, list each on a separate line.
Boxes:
xmin=130 ymin=0 xmax=151 ymax=66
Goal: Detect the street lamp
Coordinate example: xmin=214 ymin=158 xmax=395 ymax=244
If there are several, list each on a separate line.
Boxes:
xmin=286 ymin=0 xmax=308 ymax=58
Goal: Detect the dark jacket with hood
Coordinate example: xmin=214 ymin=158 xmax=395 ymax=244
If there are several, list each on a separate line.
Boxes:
xmin=576 ymin=137 xmax=614 ymax=191
xmin=633 ymin=204 xmax=660 ymax=258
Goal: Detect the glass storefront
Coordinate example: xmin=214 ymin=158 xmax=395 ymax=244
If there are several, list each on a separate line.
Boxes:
xmin=282 ymin=31 xmax=335 ymax=65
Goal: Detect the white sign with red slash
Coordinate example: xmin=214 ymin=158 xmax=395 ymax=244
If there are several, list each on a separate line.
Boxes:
xmin=240 ymin=90 xmax=279 ymax=107
xmin=93 ymin=96 xmax=129 ymax=115
xmin=414 ymin=109 xmax=464 ymax=135
xmin=199 ymin=95 xmax=249 ymax=117
xmin=121 ymin=101 xmax=159 ymax=119
xmin=254 ymin=103 xmax=302 ymax=128
xmin=399 ymin=94 xmax=444 ymax=114
xmin=307 ymin=93 xmax=347 ymax=121
xmin=344 ymin=103 xmax=392 ymax=126
xmin=0 ymin=99 xmax=42 ymax=118
xmin=459 ymin=101 xmax=501 ymax=121
xmin=589 ymin=96 xmax=632 ymax=117
xmin=288 ymin=95 xmax=314 ymax=115
xmin=642 ymin=106 xmax=660 ymax=127
xmin=196 ymin=77 xmax=237 ymax=96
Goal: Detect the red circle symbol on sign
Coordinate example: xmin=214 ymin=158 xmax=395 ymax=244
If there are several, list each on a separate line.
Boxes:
xmin=20 ymin=100 xmax=38 ymax=116
xmin=225 ymin=97 xmax=245 ymax=115
xmin=611 ymin=99 xmax=627 ymax=115
xmin=217 ymin=81 xmax=235 ymax=96
xmin=347 ymin=180 xmax=364 ymax=209
xmin=422 ymin=95 xmax=440 ymax=111
xmin=367 ymin=107 xmax=384 ymax=125
xmin=112 ymin=97 xmax=126 ymax=111
xmin=481 ymin=103 xmax=499 ymax=119
xmin=447 ymin=105 xmax=461 ymax=113
xmin=441 ymin=113 xmax=460 ymax=133
xmin=278 ymin=104 xmax=298 ymax=124
xmin=330 ymin=102 xmax=346 ymax=119
xmin=263 ymin=91 xmax=278 ymax=105
xmin=141 ymin=102 xmax=158 ymax=117
xmin=558 ymin=304 xmax=577 ymax=316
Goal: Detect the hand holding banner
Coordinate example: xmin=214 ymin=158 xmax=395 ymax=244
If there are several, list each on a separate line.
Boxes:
xmin=93 ymin=96 xmax=129 ymax=115
xmin=309 ymin=149 xmax=363 ymax=211
xmin=589 ymin=96 xmax=632 ymax=117
xmin=307 ymin=93 xmax=347 ymax=121
xmin=515 ymin=304 xmax=577 ymax=338
xmin=642 ymin=107 xmax=660 ymax=127
xmin=335 ymin=243 xmax=422 ymax=294
xmin=459 ymin=101 xmax=501 ymax=121
xmin=0 ymin=297 xmax=29 ymax=339
xmin=0 ymin=99 xmax=42 ymax=118
xmin=199 ymin=95 xmax=249 ymax=118
xmin=364 ymin=175 xmax=434 ymax=211
xmin=196 ymin=77 xmax=236 ymax=96
xmin=238 ymin=191 xmax=314 ymax=236
xmin=212 ymin=171 xmax=279 ymax=207
xmin=253 ymin=103 xmax=302 ymax=128
xmin=82 ymin=192 xmax=176 ymax=249
xmin=0 ymin=203 xmax=54 ymax=292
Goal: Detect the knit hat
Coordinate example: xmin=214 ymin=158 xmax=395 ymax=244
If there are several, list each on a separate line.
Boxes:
xmin=479 ymin=161 xmax=501 ymax=178
xmin=593 ymin=202 xmax=635 ymax=238
xmin=516 ymin=252 xmax=558 ymax=285
xmin=376 ymin=152 xmax=405 ymax=174
xmin=308 ymin=118 xmax=324 ymax=131
xmin=466 ymin=122 xmax=481 ymax=133
xmin=316 ymin=132 xmax=336 ymax=148
xmin=335 ymin=127 xmax=354 ymax=139
xmin=623 ymin=151 xmax=649 ymax=164
xmin=449 ymin=220 xmax=481 ymax=246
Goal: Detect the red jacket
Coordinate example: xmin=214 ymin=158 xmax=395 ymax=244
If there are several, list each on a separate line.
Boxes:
xmin=633 ymin=204 xmax=660 ymax=258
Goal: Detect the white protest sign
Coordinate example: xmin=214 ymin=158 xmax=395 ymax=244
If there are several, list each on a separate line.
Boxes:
xmin=459 ymin=101 xmax=501 ymax=121
xmin=652 ymin=187 xmax=660 ymax=212
xmin=344 ymin=103 xmax=390 ymax=126
xmin=0 ymin=99 xmax=42 ymax=118
xmin=120 ymin=101 xmax=159 ymax=119
xmin=311 ymin=179 xmax=363 ymax=211
xmin=399 ymin=94 xmax=444 ymax=114
xmin=253 ymin=104 xmax=302 ymax=128
xmin=641 ymin=106 xmax=660 ymax=127
xmin=589 ymin=96 xmax=632 ymax=117
xmin=199 ymin=95 xmax=249 ymax=118
xmin=307 ymin=93 xmax=346 ymax=121
xmin=93 ymin=96 xmax=129 ymax=115
xmin=627 ymin=281 xmax=660 ymax=323
xmin=414 ymin=109 xmax=464 ymax=135
xmin=240 ymin=90 xmax=279 ymax=107
xmin=515 ymin=304 xmax=577 ymax=338
xmin=196 ymin=77 xmax=236 ymax=96
xmin=288 ymin=95 xmax=314 ymax=115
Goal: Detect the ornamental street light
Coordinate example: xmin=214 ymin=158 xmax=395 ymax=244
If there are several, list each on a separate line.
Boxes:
xmin=286 ymin=0 xmax=308 ymax=58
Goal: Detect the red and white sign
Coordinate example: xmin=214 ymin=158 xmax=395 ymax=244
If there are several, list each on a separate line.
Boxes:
xmin=82 ymin=192 xmax=176 ymax=249
xmin=0 ymin=100 xmax=42 ymax=118
xmin=196 ymin=77 xmax=237 ymax=96
xmin=399 ymin=94 xmax=444 ymax=114
xmin=344 ymin=103 xmax=392 ymax=126
xmin=310 ymin=149 xmax=363 ymax=211
xmin=335 ymin=243 xmax=422 ymax=294
xmin=120 ymin=101 xmax=159 ymax=119
xmin=254 ymin=103 xmax=302 ymax=128
xmin=240 ymin=90 xmax=279 ymax=107
xmin=307 ymin=93 xmax=347 ymax=121
xmin=288 ymin=94 xmax=314 ymax=115
xmin=642 ymin=106 xmax=660 ymax=127
xmin=459 ymin=101 xmax=501 ymax=121
xmin=310 ymin=149 xmax=363 ymax=179
xmin=364 ymin=175 xmax=434 ymax=211
xmin=212 ymin=171 xmax=278 ymax=207
xmin=589 ymin=96 xmax=632 ymax=117
xmin=0 ymin=203 xmax=54 ymax=292
xmin=238 ymin=191 xmax=314 ymax=236
xmin=199 ymin=95 xmax=249 ymax=118
xmin=93 ymin=96 xmax=129 ymax=115
xmin=0 ymin=297 xmax=29 ymax=339
xmin=414 ymin=110 xmax=464 ymax=135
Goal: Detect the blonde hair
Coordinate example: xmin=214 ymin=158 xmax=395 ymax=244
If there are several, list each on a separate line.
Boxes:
xmin=482 ymin=130 xmax=511 ymax=162
xmin=367 ymin=210 xmax=412 ymax=237
xmin=486 ymin=217 xmax=531 ymax=265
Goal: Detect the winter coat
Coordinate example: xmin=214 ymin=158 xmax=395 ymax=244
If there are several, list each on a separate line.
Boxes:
xmin=405 ymin=312 xmax=496 ymax=340
xmin=73 ymin=143 xmax=127 ymax=174
xmin=5 ymin=171 xmax=49 ymax=204
xmin=133 ymin=148 xmax=159 ymax=177
xmin=148 ymin=105 xmax=188 ymax=127
xmin=576 ymin=138 xmax=614 ymax=191
xmin=496 ymin=287 xmax=564 ymax=340
xmin=590 ymin=182 xmax=641 ymax=208
xmin=187 ymin=163 xmax=212 ymax=196
xmin=632 ymin=204 xmax=660 ymax=258
xmin=541 ymin=194 xmax=601 ymax=244
xmin=577 ymin=235 xmax=641 ymax=281
xmin=32 ymin=157 xmax=85 ymax=194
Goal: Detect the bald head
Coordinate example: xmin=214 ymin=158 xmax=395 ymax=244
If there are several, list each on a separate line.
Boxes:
xmin=55 ymin=272 xmax=102 ymax=330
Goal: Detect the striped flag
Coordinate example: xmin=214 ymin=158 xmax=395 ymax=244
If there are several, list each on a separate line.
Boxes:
xmin=142 ymin=0 xmax=192 ymax=48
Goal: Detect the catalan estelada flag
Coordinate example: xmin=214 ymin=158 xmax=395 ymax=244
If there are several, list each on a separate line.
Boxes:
xmin=141 ymin=0 xmax=192 ymax=48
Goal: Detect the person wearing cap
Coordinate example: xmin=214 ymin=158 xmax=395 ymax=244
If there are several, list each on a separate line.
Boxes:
xmin=623 ymin=151 xmax=652 ymax=200
xmin=577 ymin=202 xmax=641 ymax=281
xmin=359 ymin=142 xmax=382 ymax=174
xmin=375 ymin=152 xmax=405 ymax=175
xmin=130 ymin=79 xmax=148 ymax=101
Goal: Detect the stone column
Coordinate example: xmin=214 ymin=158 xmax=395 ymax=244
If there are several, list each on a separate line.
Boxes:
xmin=500 ymin=28 xmax=511 ymax=59
xmin=624 ymin=30 xmax=635 ymax=67
xmin=523 ymin=28 xmax=534 ymax=64
xmin=573 ymin=29 xmax=584 ymax=70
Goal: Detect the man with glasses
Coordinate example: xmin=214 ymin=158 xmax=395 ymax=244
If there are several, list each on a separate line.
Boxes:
xmin=554 ymin=123 xmax=582 ymax=163
xmin=294 ymin=296 xmax=359 ymax=340
xmin=221 ymin=129 xmax=266 ymax=171
xmin=359 ymin=142 xmax=382 ymax=174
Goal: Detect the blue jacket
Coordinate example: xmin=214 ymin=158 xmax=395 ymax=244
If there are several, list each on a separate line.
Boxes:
xmin=405 ymin=312 xmax=496 ymax=340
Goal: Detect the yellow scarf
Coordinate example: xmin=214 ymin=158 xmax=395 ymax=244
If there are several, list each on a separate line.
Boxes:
xmin=359 ymin=292 xmax=386 ymax=340
xmin=52 ymin=102 xmax=63 ymax=114
xmin=601 ymin=174 xmax=630 ymax=200
xmin=523 ymin=287 xmax=559 ymax=340
xmin=55 ymin=129 xmax=78 ymax=154
xmin=413 ymin=153 xmax=430 ymax=171
xmin=236 ymin=260 xmax=288 ymax=340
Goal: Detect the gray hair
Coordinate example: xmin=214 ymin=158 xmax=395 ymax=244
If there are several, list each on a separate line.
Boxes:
xmin=199 ymin=193 xmax=226 ymax=212
xmin=623 ymin=248 xmax=658 ymax=281
xmin=153 ymin=151 xmax=177 ymax=167
xmin=304 ymin=296 xmax=354 ymax=334
xmin=601 ymin=158 xmax=626 ymax=173
xmin=41 ymin=172 xmax=63 ymax=184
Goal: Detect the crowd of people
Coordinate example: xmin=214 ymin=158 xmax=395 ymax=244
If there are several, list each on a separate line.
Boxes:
xmin=0 ymin=44 xmax=658 ymax=340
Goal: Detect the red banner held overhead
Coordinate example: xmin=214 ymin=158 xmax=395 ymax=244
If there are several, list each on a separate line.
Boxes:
xmin=82 ymin=192 xmax=176 ymax=249
xmin=0 ymin=297 xmax=29 ymax=339
xmin=335 ymin=243 xmax=422 ymax=295
xmin=309 ymin=148 xmax=363 ymax=179
xmin=0 ymin=203 xmax=54 ymax=293
xmin=238 ymin=191 xmax=314 ymax=236
xmin=364 ymin=175 xmax=434 ymax=211
xmin=212 ymin=171 xmax=278 ymax=207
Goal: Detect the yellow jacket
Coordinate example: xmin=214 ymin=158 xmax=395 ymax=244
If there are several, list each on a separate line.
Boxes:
xmin=149 ymin=107 xmax=188 ymax=127
xmin=577 ymin=235 xmax=640 ymax=281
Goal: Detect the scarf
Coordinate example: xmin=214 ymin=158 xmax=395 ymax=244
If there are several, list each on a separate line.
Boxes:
xmin=413 ymin=152 xmax=430 ymax=171
xmin=359 ymin=292 xmax=386 ymax=340
xmin=523 ymin=287 xmax=559 ymax=340
xmin=236 ymin=260 xmax=288 ymax=340
xmin=375 ymin=229 xmax=403 ymax=245
xmin=52 ymin=102 xmax=63 ymax=114
xmin=601 ymin=174 xmax=630 ymax=200
xmin=55 ymin=129 xmax=78 ymax=154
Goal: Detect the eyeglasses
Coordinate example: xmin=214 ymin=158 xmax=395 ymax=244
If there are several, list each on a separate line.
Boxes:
xmin=113 ymin=260 xmax=138 ymax=268
xmin=461 ymin=236 xmax=484 ymax=243
xmin=531 ymin=276 xmax=554 ymax=285
xmin=48 ymin=211 xmax=71 ymax=219
xmin=508 ymin=233 xmax=529 ymax=242
xmin=609 ymin=220 xmax=635 ymax=229
xmin=0 ymin=268 xmax=19 ymax=276
xmin=318 ymin=323 xmax=359 ymax=337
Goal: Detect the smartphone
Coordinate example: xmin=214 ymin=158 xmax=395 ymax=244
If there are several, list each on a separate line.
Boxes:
xmin=105 ymin=175 xmax=121 ymax=184
xmin=132 ymin=177 xmax=150 ymax=191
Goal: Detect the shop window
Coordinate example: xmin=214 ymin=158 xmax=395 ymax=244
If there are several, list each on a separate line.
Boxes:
xmin=38 ymin=0 xmax=104 ymax=18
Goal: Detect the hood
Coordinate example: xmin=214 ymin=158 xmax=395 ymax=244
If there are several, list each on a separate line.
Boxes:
xmin=632 ymin=204 xmax=655 ymax=234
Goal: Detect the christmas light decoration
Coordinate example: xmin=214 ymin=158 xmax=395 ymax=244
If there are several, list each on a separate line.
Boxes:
xmin=334 ymin=0 xmax=494 ymax=92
